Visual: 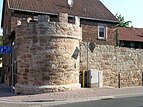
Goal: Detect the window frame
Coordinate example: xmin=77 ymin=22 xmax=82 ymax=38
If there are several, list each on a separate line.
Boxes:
xmin=98 ymin=24 xmax=107 ymax=40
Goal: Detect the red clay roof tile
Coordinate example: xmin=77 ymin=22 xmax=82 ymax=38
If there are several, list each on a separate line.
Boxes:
xmin=118 ymin=27 xmax=143 ymax=42
xmin=8 ymin=0 xmax=118 ymax=22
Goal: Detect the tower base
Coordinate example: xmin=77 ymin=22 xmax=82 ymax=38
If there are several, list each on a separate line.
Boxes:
xmin=15 ymin=83 xmax=81 ymax=94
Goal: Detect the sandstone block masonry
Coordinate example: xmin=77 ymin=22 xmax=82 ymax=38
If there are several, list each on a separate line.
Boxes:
xmin=81 ymin=43 xmax=143 ymax=88
xmin=14 ymin=13 xmax=82 ymax=94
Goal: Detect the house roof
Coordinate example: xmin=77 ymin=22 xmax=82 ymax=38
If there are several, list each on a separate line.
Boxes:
xmin=118 ymin=27 xmax=143 ymax=42
xmin=7 ymin=0 xmax=118 ymax=22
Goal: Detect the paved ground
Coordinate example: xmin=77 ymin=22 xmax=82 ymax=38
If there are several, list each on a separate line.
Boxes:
xmin=0 ymin=84 xmax=143 ymax=106
xmin=0 ymin=84 xmax=15 ymax=97
xmin=51 ymin=96 xmax=143 ymax=107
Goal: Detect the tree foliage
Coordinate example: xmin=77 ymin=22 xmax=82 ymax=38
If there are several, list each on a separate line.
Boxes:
xmin=115 ymin=14 xmax=132 ymax=27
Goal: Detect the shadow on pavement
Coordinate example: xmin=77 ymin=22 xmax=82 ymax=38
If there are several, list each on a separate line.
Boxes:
xmin=0 ymin=83 xmax=16 ymax=97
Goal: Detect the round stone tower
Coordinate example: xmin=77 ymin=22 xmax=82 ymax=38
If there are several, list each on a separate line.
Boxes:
xmin=14 ymin=13 xmax=82 ymax=94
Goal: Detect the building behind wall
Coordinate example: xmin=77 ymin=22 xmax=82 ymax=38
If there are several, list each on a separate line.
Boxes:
xmin=118 ymin=27 xmax=143 ymax=49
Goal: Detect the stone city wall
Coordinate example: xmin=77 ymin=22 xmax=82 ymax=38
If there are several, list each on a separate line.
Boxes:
xmin=80 ymin=43 xmax=143 ymax=88
xmin=15 ymin=13 xmax=82 ymax=94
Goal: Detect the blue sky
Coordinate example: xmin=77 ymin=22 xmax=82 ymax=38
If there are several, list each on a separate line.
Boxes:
xmin=0 ymin=0 xmax=143 ymax=35
xmin=101 ymin=0 xmax=143 ymax=28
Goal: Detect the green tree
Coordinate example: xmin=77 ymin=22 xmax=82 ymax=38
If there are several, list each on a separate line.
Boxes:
xmin=115 ymin=14 xmax=132 ymax=27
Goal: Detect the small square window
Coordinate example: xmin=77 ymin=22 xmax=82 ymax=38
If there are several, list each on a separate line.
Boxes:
xmin=98 ymin=25 xmax=106 ymax=40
